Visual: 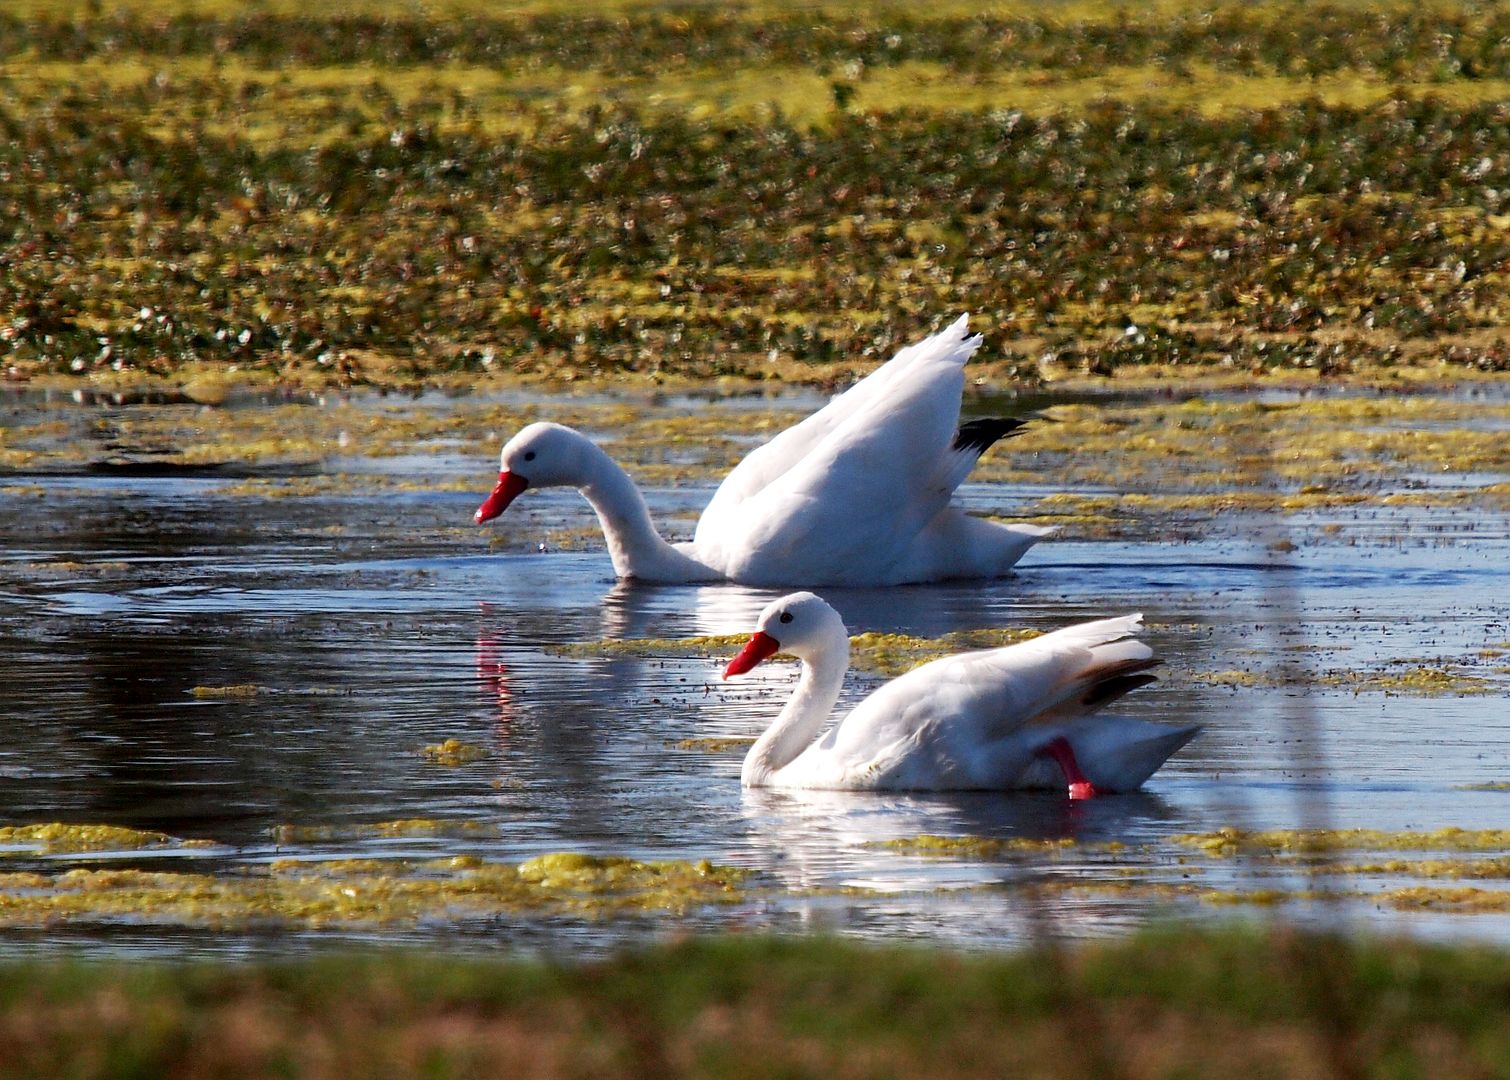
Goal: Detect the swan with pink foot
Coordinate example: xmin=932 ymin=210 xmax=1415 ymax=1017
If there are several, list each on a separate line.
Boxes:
xmin=722 ymin=593 xmax=1199 ymax=797
xmin=474 ymin=315 xmax=1051 ymax=586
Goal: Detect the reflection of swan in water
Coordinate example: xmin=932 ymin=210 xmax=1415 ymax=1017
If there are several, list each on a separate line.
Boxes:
xmin=474 ymin=605 xmax=516 ymax=740
xmin=723 ymin=593 xmax=1200 ymax=798
xmin=598 ymin=580 xmax=774 ymax=642
xmin=738 ymin=784 xmax=1182 ymax=895
xmin=598 ymin=576 xmax=1032 ymax=644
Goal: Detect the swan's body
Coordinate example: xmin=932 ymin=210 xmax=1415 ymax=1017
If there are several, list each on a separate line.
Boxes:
xmin=475 ymin=315 xmax=1051 ymax=586
xmin=722 ymin=593 xmax=1199 ymax=796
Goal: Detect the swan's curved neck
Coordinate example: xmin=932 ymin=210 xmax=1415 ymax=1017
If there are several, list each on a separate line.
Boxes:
xmin=576 ymin=442 xmax=715 ymax=582
xmin=742 ymin=630 xmax=850 ymax=787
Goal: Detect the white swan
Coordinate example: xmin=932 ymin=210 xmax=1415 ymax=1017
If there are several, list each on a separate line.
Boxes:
xmin=722 ymin=592 xmax=1200 ymax=797
xmin=474 ymin=315 xmax=1051 ymax=586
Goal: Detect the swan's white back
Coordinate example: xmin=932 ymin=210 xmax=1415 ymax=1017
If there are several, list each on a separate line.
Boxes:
xmin=479 ymin=315 xmax=1051 ymax=585
xmin=728 ymin=599 xmax=1198 ymax=793
xmin=693 ymin=316 xmax=1010 ymax=585
xmin=695 ymin=314 xmax=974 ymax=547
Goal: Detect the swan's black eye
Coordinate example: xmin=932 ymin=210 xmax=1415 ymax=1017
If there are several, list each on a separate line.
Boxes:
xmin=523 ymin=451 xmax=536 ymax=462
xmin=779 ymin=611 xmax=793 ymax=624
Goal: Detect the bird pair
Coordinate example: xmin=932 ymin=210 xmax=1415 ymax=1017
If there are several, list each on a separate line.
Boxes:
xmin=475 ymin=317 xmax=1199 ymax=797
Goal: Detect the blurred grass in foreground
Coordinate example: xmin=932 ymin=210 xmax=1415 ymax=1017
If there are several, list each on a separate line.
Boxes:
xmin=0 ymin=929 xmax=1506 ymax=1077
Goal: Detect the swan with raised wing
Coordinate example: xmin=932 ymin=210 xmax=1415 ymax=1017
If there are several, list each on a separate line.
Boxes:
xmin=722 ymin=593 xmax=1199 ymax=798
xmin=474 ymin=315 xmax=1051 ymax=586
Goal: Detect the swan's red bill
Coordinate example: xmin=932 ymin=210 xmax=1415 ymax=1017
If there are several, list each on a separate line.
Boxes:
xmin=475 ymin=471 xmax=528 ymax=523
xmin=723 ymin=631 xmax=780 ymax=678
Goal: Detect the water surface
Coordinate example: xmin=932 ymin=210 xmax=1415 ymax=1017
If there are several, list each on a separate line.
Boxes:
xmin=1 ymin=387 xmax=1507 ymax=958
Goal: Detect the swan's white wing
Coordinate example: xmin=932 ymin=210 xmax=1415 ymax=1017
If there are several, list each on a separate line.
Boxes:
xmin=704 ymin=324 xmax=980 ymax=583
xmin=695 ymin=315 xmax=977 ymax=550
xmin=807 ymin=616 xmax=1152 ymax=785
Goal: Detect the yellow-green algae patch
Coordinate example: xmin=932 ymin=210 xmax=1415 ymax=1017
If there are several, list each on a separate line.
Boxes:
xmin=670 ymin=737 xmax=757 ymax=754
xmin=1326 ymin=858 xmax=1510 ymax=881
xmin=21 ymin=559 xmax=131 ymax=574
xmin=551 ymin=627 xmax=1043 ymax=676
xmin=1383 ymin=887 xmax=1510 ymax=913
xmin=871 ymin=834 xmax=1118 ymax=857
xmin=1189 ymin=669 xmax=1272 ymax=689
xmin=984 ymin=397 xmax=1510 ymax=499
xmin=1189 ymin=660 xmax=1503 ymax=696
xmin=190 ymin=684 xmax=348 ymax=699
xmin=1317 ymin=665 xmax=1497 ymax=696
xmin=1173 ymin=827 xmax=1510 ymax=856
xmin=0 ymin=853 xmax=756 ymax=929
xmin=1034 ymin=877 xmax=1510 ymax=915
xmin=189 ymin=684 xmax=264 ymax=698
xmin=1456 ymin=782 xmax=1510 ymax=791
xmin=1198 ymin=888 xmax=1342 ymax=907
xmin=420 ymin=738 xmax=489 ymax=766
xmin=846 ymin=629 xmax=1043 ymax=676
xmin=0 ymin=823 xmax=217 ymax=856
xmin=270 ymin=819 xmax=500 ymax=845
xmin=547 ymin=634 xmax=752 ymax=661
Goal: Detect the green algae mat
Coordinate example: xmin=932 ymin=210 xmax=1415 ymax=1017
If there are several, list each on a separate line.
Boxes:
xmin=4 ymin=821 xmax=1510 ymax=929
xmin=3 ymin=0 xmax=1510 ymax=391
xmin=0 ymin=931 xmax=1506 ymax=1077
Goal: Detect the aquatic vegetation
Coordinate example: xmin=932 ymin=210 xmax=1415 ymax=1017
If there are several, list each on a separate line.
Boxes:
xmin=0 ymin=823 xmax=216 ymax=855
xmin=189 ymin=684 xmax=264 ymax=698
xmin=670 ymin=737 xmax=757 ymax=754
xmin=0 ymin=851 xmax=753 ymax=929
xmin=872 ymin=834 xmax=1096 ymax=857
xmin=420 ymin=738 xmax=488 ymax=765
xmin=515 ymin=851 xmax=750 ymax=899
xmin=1317 ymin=664 xmax=1497 ymax=695
xmin=1173 ymin=827 xmax=1510 ymax=856
xmin=270 ymin=819 xmax=500 ymax=844
xmin=3 ymin=2 xmax=1510 ymax=389
xmin=189 ymin=683 xmax=347 ymax=699
xmin=1188 ymin=651 xmax=1508 ymax=697
xmin=846 ymin=628 xmax=1043 ymax=676
xmin=1382 ymin=887 xmax=1510 ymax=913
xmin=547 ymin=634 xmax=752 ymax=661
xmin=1190 ymin=668 xmax=1270 ymax=688
xmin=1331 ymin=858 xmax=1510 ymax=881
xmin=550 ymin=627 xmax=1042 ymax=675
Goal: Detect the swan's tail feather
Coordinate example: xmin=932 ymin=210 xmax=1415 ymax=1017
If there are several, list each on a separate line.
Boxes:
xmin=1038 ymin=613 xmax=1146 ymax=651
xmin=1010 ymin=719 xmax=1199 ymax=793
xmin=1075 ymin=720 xmax=1202 ymax=792
xmin=903 ymin=313 xmax=981 ymax=373
xmin=1007 ymin=523 xmax=1057 ymax=540
xmin=953 ymin=416 xmax=1032 ymax=455
xmin=1021 ymin=617 xmax=1156 ymax=725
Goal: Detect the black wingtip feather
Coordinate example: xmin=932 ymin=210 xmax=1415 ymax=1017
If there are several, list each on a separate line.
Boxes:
xmin=1081 ymin=672 xmax=1159 ymax=709
xmin=953 ymin=416 xmax=1031 ymax=455
xmin=1080 ymin=660 xmax=1161 ymax=709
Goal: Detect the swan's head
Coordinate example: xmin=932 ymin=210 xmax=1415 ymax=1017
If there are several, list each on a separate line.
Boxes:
xmin=475 ymin=422 xmax=591 ymax=523
xmin=723 ymin=591 xmax=845 ymax=677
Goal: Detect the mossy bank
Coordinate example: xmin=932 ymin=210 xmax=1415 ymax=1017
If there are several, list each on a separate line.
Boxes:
xmin=3 ymin=0 xmax=1509 ymax=391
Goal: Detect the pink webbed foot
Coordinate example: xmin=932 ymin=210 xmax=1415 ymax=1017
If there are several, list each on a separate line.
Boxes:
xmin=1039 ymin=736 xmax=1099 ymax=800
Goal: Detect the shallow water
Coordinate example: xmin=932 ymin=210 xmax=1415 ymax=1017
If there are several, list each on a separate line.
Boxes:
xmin=0 ymin=386 xmax=1507 ymax=958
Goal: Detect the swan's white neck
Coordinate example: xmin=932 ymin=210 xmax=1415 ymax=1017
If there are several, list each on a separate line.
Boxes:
xmin=741 ymin=629 xmax=850 ymax=787
xmin=576 ymin=440 xmax=718 ymax=582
